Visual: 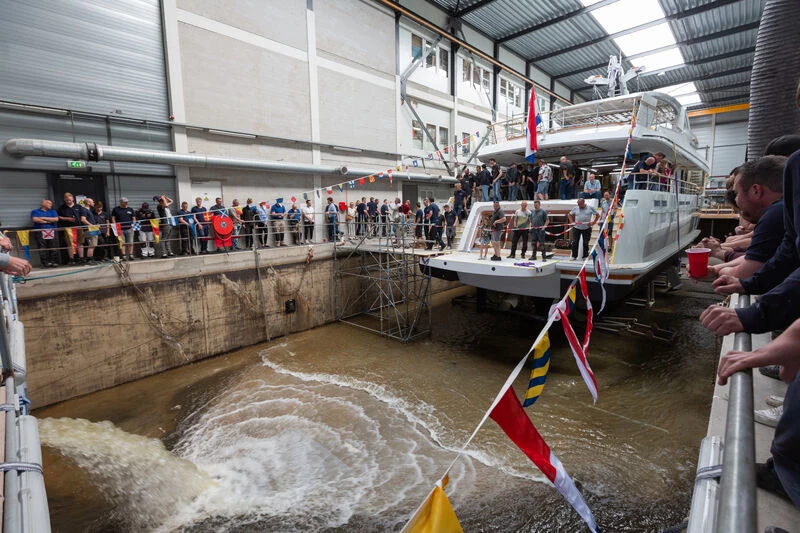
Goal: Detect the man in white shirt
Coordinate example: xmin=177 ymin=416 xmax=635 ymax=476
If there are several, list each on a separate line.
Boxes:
xmin=301 ymin=199 xmax=315 ymax=244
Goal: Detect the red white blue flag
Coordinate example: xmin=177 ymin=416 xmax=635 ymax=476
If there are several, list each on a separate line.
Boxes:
xmin=578 ymin=267 xmax=593 ymax=354
xmin=525 ymin=87 xmax=542 ymax=163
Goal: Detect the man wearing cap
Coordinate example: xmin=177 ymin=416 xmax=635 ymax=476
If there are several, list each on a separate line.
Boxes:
xmin=270 ymin=198 xmax=287 ymax=247
xmin=111 ymin=197 xmax=137 ymax=260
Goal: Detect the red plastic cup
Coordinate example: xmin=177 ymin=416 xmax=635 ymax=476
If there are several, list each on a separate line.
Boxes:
xmin=687 ymin=248 xmax=711 ymax=278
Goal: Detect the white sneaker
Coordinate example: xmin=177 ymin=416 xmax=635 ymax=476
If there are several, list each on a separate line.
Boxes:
xmin=754 ymin=406 xmax=783 ymax=427
xmin=765 ymin=394 xmax=784 ymax=407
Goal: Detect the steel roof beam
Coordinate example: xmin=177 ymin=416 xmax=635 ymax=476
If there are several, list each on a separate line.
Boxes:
xmin=496 ymin=0 xmax=618 ymax=44
xmin=526 ymin=0 xmax=743 ymax=63
xmin=453 ymin=0 xmax=497 ymax=17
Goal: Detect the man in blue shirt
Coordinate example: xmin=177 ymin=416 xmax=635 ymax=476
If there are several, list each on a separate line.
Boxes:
xmin=31 ymin=199 xmax=59 ymax=267
xmin=190 ymin=198 xmax=209 ymax=254
xmin=270 ymin=198 xmax=287 ymax=247
xmin=425 ymin=197 xmax=445 ymax=251
xmin=326 ymin=197 xmax=340 ymax=241
xmin=581 ymin=172 xmax=602 ymax=200
xmin=453 ymin=183 xmax=467 ymax=223
xmin=287 ymin=202 xmax=301 ymax=245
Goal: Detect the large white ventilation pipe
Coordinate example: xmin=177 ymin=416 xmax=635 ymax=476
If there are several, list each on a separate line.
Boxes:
xmin=4 ymin=138 xmax=455 ymax=182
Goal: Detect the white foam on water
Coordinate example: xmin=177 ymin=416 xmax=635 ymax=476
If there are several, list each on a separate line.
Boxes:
xmin=38 ymin=417 xmax=213 ymax=530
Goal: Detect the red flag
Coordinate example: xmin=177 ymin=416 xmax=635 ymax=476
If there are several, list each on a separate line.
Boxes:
xmin=359 ymin=177 xmax=365 ymax=185
xmin=558 ymin=308 xmax=599 ymax=403
xmin=490 ymin=388 xmax=600 ymax=532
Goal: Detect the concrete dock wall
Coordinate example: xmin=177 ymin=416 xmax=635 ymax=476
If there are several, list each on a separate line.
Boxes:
xmin=17 ymin=245 xmax=458 ymax=407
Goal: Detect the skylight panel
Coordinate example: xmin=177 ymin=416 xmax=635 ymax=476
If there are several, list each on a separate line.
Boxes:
xmin=659 ymin=82 xmax=698 ymax=97
xmin=630 ymin=47 xmax=685 ymax=72
xmin=614 ymin=23 xmax=677 ymax=57
xmin=590 ymin=0 xmax=665 ymax=34
xmin=676 ymin=94 xmax=702 ymax=106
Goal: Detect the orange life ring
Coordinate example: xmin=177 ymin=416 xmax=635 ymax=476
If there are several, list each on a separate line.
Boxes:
xmin=213 ymin=215 xmax=234 ymax=236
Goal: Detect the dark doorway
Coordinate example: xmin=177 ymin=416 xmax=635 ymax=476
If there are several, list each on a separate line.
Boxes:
xmin=402 ymin=183 xmax=418 ymax=207
xmin=49 ymin=173 xmax=106 ymax=208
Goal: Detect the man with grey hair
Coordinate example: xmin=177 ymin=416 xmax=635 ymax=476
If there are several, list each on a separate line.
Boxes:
xmin=568 ymin=198 xmax=598 ymax=260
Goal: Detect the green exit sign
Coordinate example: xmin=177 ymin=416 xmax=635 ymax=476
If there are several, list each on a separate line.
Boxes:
xmin=67 ymin=161 xmax=86 ymax=169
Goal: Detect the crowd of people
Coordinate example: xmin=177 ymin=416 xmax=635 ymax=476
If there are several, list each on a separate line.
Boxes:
xmin=691 ymin=130 xmax=800 ymax=512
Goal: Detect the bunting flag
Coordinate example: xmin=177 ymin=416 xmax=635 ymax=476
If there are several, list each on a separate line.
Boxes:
xmin=525 ymin=86 xmax=542 ymax=164
xmin=369 ymin=175 xmax=375 ymax=183
xmin=359 ymin=177 xmax=366 ymax=185
xmin=64 ymin=227 xmax=79 ymax=255
xmin=522 ymin=332 xmax=551 ymax=407
xmin=401 ymin=478 xmax=463 ymax=533
xmin=16 ymin=231 xmax=30 ymax=261
xmin=490 ymin=388 xmax=601 ymax=532
xmin=327 ymin=188 xmax=333 ymax=195
xmin=88 ymin=224 xmax=100 ymax=237
xmin=427 ymin=153 xmax=434 ymax=160
xmin=336 ymin=184 xmax=344 ymax=192
xmin=151 ymin=219 xmax=161 ymax=243
xmin=475 ymin=130 xmax=480 ymax=138
xmin=111 ymin=223 xmax=125 ymax=248
xmin=555 ymin=307 xmax=599 ymax=404
xmin=378 ymin=171 xmax=384 ymax=179
xmin=131 ymin=220 xmax=142 ymax=232
xmin=412 ymin=160 xmax=419 ymax=167
xmin=349 ymin=180 xmax=355 ymax=189
xmin=303 ymin=192 xmax=309 ymax=201
xmin=435 ymin=150 xmax=442 ymax=161
xmin=590 ymin=232 xmax=610 ymax=313
xmin=42 ymin=229 xmax=55 ymax=240
xmin=316 ymin=190 xmax=321 ymax=198
xmin=169 ymin=215 xmax=178 ymax=226
xmin=578 ymin=268 xmax=593 ymax=354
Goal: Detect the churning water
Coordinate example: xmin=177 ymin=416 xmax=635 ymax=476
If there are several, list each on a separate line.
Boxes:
xmin=38 ymin=286 xmax=720 ymax=532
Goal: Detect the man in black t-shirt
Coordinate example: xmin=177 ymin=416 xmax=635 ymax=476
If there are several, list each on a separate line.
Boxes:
xmin=111 ymin=197 xmax=137 ymax=260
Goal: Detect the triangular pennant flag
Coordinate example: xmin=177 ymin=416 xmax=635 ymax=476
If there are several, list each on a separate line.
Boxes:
xmin=490 ymin=388 xmax=600 ymax=532
xmin=523 ymin=331 xmax=551 ymax=407
xmin=336 ymin=184 xmax=344 ymax=192
xmin=556 ymin=307 xmax=599 ymax=404
xmin=401 ymin=481 xmax=463 ymax=533
xmin=578 ymin=268 xmax=593 ymax=354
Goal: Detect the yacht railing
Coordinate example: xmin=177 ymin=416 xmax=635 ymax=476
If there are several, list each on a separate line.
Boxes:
xmin=687 ymin=294 xmax=756 ymax=533
xmin=611 ymin=172 xmax=701 ymax=196
xmin=487 ymin=93 xmax=683 ymax=146
xmin=0 ymin=271 xmax=51 ymax=533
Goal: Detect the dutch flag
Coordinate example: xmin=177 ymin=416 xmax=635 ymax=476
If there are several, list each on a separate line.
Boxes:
xmin=526 ymin=86 xmax=542 ymax=164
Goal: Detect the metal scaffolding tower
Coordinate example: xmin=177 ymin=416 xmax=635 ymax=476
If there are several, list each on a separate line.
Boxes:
xmin=334 ymin=222 xmax=432 ymax=343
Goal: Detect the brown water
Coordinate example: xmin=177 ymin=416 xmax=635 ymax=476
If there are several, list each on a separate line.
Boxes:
xmin=36 ymin=286 xmax=720 ymax=532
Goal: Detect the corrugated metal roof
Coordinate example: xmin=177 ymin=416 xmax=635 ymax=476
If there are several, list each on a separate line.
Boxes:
xmin=422 ymin=0 xmax=765 ymax=108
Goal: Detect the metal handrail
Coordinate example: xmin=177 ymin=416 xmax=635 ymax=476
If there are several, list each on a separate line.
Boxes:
xmin=715 ymin=294 xmax=757 ymax=533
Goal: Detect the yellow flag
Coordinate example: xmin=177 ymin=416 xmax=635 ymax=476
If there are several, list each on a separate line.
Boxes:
xmin=16 ymin=230 xmax=29 ymax=247
xmin=369 ymin=175 xmax=376 ymax=183
xmin=150 ymin=218 xmax=161 ymax=244
xmin=402 ymin=485 xmax=463 ymax=533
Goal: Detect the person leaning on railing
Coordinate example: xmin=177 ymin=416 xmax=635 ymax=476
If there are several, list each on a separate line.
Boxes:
xmin=717 ymin=317 xmax=800 ymax=508
xmin=703 ymin=140 xmax=800 ymax=337
xmin=0 ymin=232 xmax=31 ymax=278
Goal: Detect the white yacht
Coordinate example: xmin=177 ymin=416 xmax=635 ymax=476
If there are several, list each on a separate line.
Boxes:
xmin=425 ymin=91 xmax=707 ymax=303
